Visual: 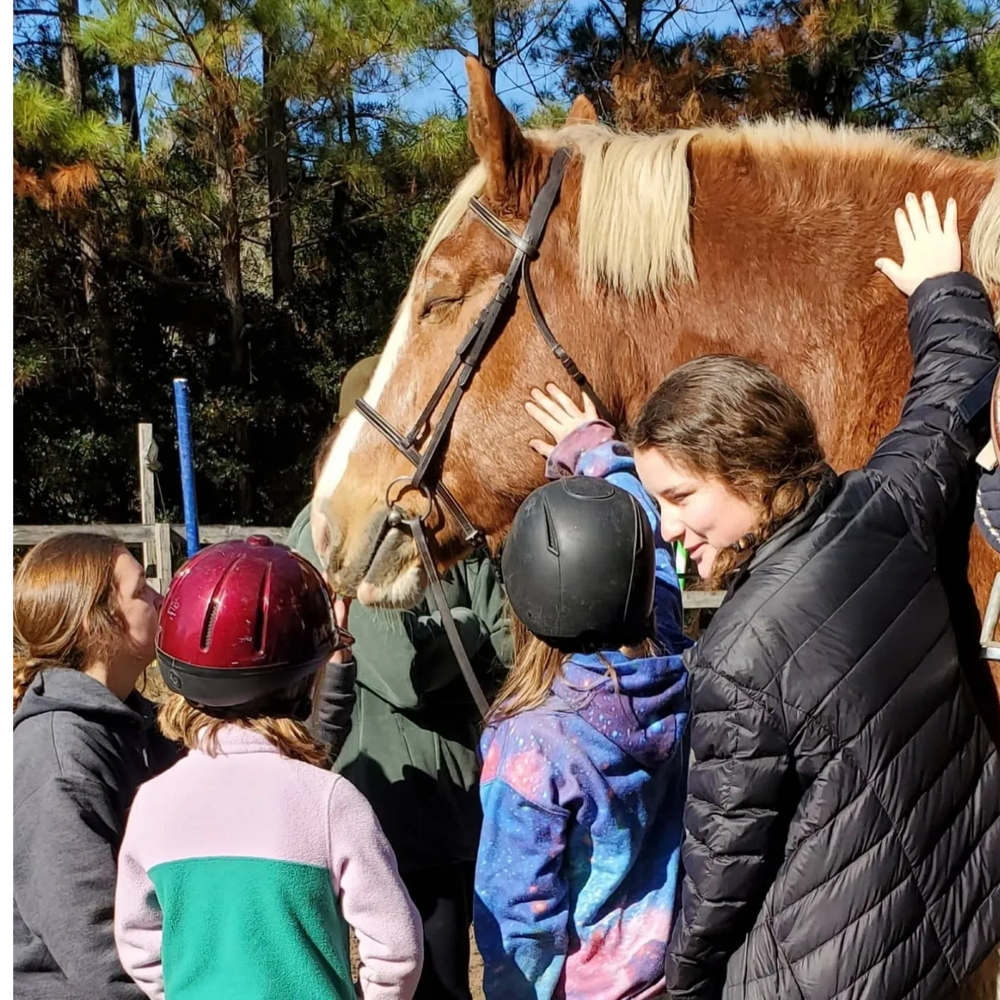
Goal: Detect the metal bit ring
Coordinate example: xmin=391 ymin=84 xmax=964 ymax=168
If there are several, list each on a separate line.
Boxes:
xmin=384 ymin=477 xmax=434 ymax=523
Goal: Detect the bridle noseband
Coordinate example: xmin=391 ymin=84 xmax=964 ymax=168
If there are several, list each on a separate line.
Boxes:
xmin=355 ymin=147 xmax=613 ymax=716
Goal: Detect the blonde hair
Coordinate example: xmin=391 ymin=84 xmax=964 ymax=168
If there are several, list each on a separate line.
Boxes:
xmin=487 ymin=614 xmax=568 ymax=724
xmin=415 ymin=117 xmax=1000 ymax=303
xmin=487 ymin=609 xmax=654 ymax=725
xmin=158 ymin=691 xmax=330 ymax=768
xmin=13 ymin=533 xmax=128 ymax=711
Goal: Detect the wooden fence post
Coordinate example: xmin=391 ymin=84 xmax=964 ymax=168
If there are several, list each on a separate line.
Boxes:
xmin=137 ymin=424 xmax=172 ymax=593
xmin=153 ymin=523 xmax=173 ymax=594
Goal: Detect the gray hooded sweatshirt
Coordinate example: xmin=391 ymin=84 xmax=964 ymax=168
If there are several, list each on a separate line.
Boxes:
xmin=13 ymin=669 xmax=179 ymax=1000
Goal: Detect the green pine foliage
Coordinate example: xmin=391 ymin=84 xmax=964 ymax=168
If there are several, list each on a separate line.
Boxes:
xmin=12 ymin=0 xmax=999 ymax=527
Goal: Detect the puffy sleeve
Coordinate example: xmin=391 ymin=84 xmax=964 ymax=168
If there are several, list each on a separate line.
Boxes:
xmin=665 ymin=662 xmax=794 ymax=999
xmin=312 ymin=657 xmax=357 ymax=762
xmin=866 ymin=272 xmax=999 ymax=535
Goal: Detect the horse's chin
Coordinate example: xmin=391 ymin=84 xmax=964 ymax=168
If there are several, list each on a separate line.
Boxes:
xmin=356 ymin=564 xmax=427 ymax=609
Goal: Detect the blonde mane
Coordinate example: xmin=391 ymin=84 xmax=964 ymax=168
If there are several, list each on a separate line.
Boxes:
xmin=413 ymin=118 xmax=1000 ymax=303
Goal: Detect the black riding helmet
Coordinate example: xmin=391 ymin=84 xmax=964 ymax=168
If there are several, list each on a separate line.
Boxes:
xmin=502 ymin=477 xmax=656 ymax=652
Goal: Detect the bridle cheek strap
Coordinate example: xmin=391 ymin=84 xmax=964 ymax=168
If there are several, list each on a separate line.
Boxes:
xmin=354 ymin=146 xmax=615 ymax=717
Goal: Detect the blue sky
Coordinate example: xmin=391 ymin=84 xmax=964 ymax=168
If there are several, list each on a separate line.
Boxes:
xmin=16 ymin=0 xmax=745 ymax=135
xmin=384 ymin=3 xmax=745 ymax=118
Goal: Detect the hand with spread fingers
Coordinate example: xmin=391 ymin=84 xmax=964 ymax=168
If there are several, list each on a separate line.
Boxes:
xmin=876 ymin=191 xmax=963 ymax=297
xmin=525 ymin=383 xmax=599 ymax=457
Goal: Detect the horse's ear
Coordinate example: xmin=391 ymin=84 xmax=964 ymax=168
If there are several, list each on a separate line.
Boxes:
xmin=567 ymin=95 xmax=598 ymax=124
xmin=466 ymin=55 xmax=531 ymax=206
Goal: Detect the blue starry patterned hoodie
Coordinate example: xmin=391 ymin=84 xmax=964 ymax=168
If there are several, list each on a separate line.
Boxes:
xmin=474 ymin=433 xmax=692 ymax=1000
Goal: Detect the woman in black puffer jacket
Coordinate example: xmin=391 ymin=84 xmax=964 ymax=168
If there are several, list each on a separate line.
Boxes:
xmin=628 ymin=193 xmax=1000 ymax=999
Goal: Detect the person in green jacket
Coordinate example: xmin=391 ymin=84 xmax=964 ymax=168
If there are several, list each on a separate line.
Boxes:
xmin=287 ymin=355 xmax=511 ymax=1000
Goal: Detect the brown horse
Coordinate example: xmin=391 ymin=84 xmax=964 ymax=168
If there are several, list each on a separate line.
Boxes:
xmin=311 ymin=57 xmax=1000 ymax=680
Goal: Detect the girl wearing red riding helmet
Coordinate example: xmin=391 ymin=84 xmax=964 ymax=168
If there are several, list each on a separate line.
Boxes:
xmin=113 ymin=536 xmax=423 ymax=1000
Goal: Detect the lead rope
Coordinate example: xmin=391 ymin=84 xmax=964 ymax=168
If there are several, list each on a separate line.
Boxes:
xmin=403 ymin=513 xmax=491 ymax=718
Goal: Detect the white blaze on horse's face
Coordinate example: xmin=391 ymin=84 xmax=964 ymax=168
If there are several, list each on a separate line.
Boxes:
xmin=310 ymin=295 xmax=414 ymax=570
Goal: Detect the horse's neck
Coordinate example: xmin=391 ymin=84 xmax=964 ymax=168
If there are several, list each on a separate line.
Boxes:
xmin=564 ymin=137 xmax=996 ymax=468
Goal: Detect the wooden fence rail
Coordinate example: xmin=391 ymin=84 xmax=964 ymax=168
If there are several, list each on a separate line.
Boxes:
xmin=11 ymin=524 xmax=290 ymax=546
xmin=11 ymin=522 xmax=724 ymax=608
xmin=12 ymin=523 xmax=290 ymax=593
xmin=11 ymin=423 xmax=725 ymax=608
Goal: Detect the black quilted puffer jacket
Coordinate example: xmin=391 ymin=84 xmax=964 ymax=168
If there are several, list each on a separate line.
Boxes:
xmin=665 ymin=273 xmax=1000 ymax=1000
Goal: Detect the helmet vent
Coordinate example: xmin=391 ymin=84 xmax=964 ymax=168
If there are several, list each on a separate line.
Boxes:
xmin=252 ymin=564 xmax=272 ymax=654
xmin=543 ymin=503 xmax=559 ymax=556
xmin=200 ymin=599 xmax=219 ymax=651
xmin=200 ymin=553 xmax=244 ymax=651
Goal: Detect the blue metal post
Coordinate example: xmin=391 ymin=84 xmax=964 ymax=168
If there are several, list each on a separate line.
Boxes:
xmin=172 ymin=378 xmax=201 ymax=557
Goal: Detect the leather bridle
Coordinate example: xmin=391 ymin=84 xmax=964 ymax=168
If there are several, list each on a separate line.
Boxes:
xmin=355 ymin=147 xmax=613 ymax=716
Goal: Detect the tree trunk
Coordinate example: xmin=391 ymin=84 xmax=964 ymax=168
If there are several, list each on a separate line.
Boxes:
xmin=217 ymin=164 xmax=245 ymax=375
xmin=58 ymin=0 xmax=83 ymax=110
xmin=623 ymin=0 xmax=643 ymax=66
xmin=262 ymin=35 xmax=294 ymax=302
xmin=215 ymin=134 xmax=253 ymax=519
xmin=59 ymin=0 xmax=110 ymax=390
xmin=118 ymin=64 xmax=145 ymax=249
xmin=472 ymin=0 xmax=498 ymax=86
xmin=118 ymin=64 xmax=141 ymax=147
xmin=345 ymin=87 xmax=358 ymax=145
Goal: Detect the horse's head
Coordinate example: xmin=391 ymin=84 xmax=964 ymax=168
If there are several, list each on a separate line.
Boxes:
xmin=311 ymin=59 xmax=627 ymax=606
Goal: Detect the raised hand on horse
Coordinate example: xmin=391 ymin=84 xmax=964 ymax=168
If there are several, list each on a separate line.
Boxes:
xmin=876 ymin=191 xmax=963 ymax=295
xmin=524 ymin=382 xmax=600 ymax=457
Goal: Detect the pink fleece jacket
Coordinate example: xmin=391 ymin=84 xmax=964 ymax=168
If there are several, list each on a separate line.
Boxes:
xmin=114 ymin=726 xmax=423 ymax=1000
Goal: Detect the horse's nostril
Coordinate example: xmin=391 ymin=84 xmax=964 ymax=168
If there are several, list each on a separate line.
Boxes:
xmin=311 ymin=510 xmax=342 ymax=572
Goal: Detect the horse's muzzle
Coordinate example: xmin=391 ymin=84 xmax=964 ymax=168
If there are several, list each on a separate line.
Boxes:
xmin=323 ymin=506 xmax=425 ymax=608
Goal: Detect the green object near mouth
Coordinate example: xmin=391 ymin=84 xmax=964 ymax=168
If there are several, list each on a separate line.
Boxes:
xmin=675 ymin=543 xmax=688 ymax=590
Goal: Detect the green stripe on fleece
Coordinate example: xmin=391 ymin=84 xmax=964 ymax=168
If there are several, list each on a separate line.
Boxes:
xmin=149 ymin=855 xmax=353 ymax=1000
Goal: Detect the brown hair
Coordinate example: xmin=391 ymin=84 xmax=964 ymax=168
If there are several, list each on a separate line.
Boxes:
xmin=487 ymin=608 xmax=654 ymax=725
xmin=13 ymin=533 xmax=128 ymax=711
xmin=158 ymin=688 xmax=330 ymax=768
xmin=487 ymin=613 xmax=568 ymax=724
xmin=631 ymin=355 xmax=829 ymax=586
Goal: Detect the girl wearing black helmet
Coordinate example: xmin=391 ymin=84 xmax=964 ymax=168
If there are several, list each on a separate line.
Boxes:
xmin=473 ymin=398 xmax=692 ymax=1000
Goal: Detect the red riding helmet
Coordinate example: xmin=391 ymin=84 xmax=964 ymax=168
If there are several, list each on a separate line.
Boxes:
xmin=156 ymin=535 xmax=345 ymax=710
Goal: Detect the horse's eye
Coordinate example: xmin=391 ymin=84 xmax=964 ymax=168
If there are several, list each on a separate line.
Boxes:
xmin=419 ymin=295 xmax=464 ymax=320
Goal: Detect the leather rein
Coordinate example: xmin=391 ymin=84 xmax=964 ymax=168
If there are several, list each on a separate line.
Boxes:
xmin=354 ymin=147 xmax=614 ymax=717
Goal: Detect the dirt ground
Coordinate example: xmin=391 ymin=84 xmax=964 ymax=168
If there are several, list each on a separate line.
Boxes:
xmin=348 ymin=933 xmax=1000 ymax=1000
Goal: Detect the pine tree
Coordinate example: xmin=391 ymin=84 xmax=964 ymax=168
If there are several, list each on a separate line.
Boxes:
xmin=77 ymin=0 xmax=458 ymax=516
